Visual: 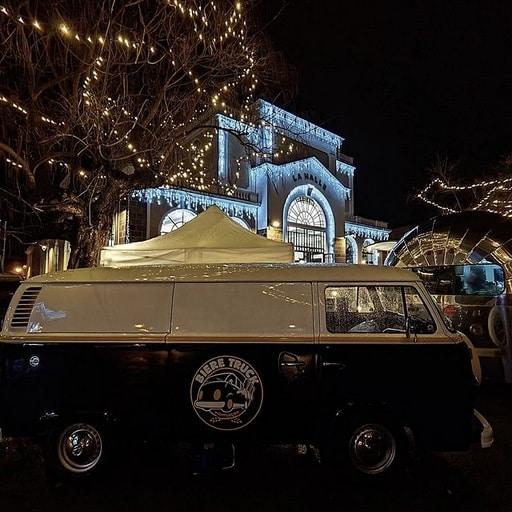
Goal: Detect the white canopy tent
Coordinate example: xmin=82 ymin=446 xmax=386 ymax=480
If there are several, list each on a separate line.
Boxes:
xmin=99 ymin=205 xmax=294 ymax=266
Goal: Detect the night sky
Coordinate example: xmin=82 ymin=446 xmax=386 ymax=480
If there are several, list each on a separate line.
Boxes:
xmin=265 ymin=0 xmax=512 ymax=228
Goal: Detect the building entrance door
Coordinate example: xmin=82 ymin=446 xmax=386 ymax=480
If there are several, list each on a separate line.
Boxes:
xmin=287 ymin=196 xmax=328 ymax=263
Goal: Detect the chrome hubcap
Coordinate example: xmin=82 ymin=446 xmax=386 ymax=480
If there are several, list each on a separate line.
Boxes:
xmin=349 ymin=424 xmax=396 ymax=475
xmin=58 ymin=423 xmax=103 ymax=473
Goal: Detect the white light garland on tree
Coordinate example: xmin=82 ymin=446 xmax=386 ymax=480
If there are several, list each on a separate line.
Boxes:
xmin=0 ymin=0 xmax=290 ymax=268
xmin=416 ymin=176 xmax=512 ymax=218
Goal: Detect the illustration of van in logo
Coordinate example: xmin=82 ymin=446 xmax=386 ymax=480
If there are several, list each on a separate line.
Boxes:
xmin=190 ymin=356 xmax=263 ymax=431
xmin=195 ymin=372 xmax=250 ymax=413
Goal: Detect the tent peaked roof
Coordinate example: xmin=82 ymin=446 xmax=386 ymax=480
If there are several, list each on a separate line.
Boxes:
xmin=100 ymin=205 xmax=294 ymax=266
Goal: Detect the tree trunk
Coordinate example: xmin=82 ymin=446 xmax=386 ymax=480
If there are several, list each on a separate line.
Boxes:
xmin=67 ymin=215 xmax=113 ymax=269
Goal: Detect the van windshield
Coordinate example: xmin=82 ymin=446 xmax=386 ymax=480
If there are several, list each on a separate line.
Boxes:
xmin=409 ymin=264 xmax=505 ymax=296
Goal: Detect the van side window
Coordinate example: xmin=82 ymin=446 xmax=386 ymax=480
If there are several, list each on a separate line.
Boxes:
xmin=325 ymin=285 xmax=436 ymax=334
xmin=404 ymin=286 xmax=436 ymax=334
xmin=325 ymin=286 xmax=357 ymax=332
xmin=325 ymin=285 xmax=406 ymax=333
xmin=172 ymin=282 xmax=313 ymax=338
xmin=23 ymin=283 xmax=172 ymax=333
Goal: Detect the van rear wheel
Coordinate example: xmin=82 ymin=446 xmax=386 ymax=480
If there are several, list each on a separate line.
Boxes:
xmin=44 ymin=420 xmax=109 ymax=483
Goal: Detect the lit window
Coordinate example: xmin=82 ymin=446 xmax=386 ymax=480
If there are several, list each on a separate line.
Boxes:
xmin=160 ymin=209 xmax=196 ymax=234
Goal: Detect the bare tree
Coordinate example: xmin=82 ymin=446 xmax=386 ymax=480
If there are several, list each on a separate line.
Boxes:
xmin=0 ymin=0 xmax=291 ymax=268
xmin=413 ymin=154 xmax=512 ymax=218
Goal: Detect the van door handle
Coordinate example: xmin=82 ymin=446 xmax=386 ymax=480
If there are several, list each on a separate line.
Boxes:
xmin=280 ymin=360 xmax=305 ymax=368
xmin=322 ymin=361 xmax=346 ymax=370
xmin=278 ymin=351 xmax=307 ymax=368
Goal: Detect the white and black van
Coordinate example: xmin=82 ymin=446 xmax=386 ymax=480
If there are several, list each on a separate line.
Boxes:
xmin=0 ymin=263 xmax=491 ymax=482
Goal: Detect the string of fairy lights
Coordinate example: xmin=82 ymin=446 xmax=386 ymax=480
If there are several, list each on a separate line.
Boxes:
xmin=0 ymin=0 xmax=274 ymax=194
xmin=416 ymin=177 xmax=512 ymax=218
xmin=5 ymin=2 xmax=510 ymax=222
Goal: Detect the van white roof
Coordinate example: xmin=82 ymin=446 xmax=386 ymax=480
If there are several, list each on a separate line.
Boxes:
xmin=24 ymin=263 xmax=420 ymax=284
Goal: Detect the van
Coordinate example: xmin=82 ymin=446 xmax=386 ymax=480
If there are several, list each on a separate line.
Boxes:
xmin=406 ymin=263 xmax=510 ymax=380
xmin=384 ymin=211 xmax=512 ymax=384
xmin=0 ymin=263 xmax=490 ymax=483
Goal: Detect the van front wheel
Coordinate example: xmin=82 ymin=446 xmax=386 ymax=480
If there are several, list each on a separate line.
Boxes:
xmin=328 ymin=414 xmax=407 ymax=481
xmin=44 ymin=420 xmax=109 ymax=483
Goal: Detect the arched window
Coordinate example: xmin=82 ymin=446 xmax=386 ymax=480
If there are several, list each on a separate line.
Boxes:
xmin=287 ymin=196 xmax=327 ymax=263
xmin=363 ymin=239 xmax=378 ymax=265
xmin=160 ymin=209 xmax=197 ymax=234
xmin=345 ymin=236 xmax=358 ymax=264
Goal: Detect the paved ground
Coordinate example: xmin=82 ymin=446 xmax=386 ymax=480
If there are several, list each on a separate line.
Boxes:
xmin=0 ymin=380 xmax=511 ymax=512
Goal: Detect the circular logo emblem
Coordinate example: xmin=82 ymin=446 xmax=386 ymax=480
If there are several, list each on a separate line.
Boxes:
xmin=29 ymin=355 xmax=40 ymax=368
xmin=190 ymin=355 xmax=263 ymax=431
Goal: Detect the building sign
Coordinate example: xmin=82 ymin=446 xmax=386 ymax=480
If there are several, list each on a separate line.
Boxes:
xmin=292 ymin=172 xmax=327 ymax=191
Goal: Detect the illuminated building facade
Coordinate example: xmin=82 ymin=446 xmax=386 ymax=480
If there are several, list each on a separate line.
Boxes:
xmin=113 ymin=99 xmax=390 ymax=264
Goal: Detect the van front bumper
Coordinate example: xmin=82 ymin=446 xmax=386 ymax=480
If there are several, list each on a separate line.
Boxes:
xmin=473 ymin=409 xmax=494 ymax=448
